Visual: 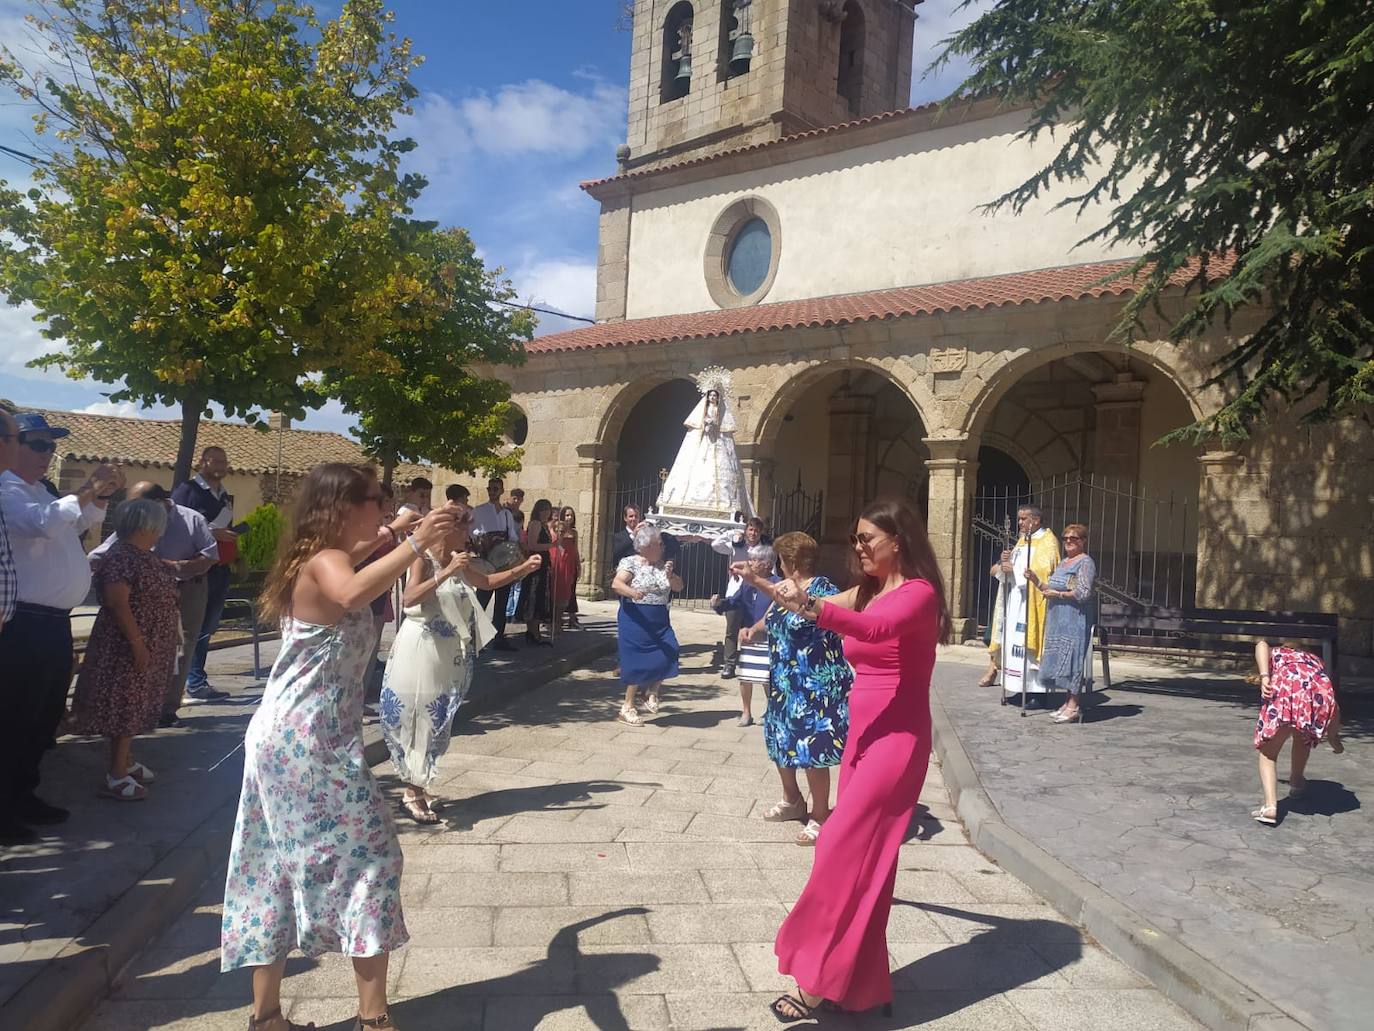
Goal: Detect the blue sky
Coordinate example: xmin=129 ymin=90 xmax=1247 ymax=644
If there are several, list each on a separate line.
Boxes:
xmin=0 ymin=0 xmax=983 ymax=434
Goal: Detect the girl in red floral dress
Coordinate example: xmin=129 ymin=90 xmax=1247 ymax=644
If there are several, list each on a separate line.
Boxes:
xmin=1252 ymin=640 xmax=1344 ymax=825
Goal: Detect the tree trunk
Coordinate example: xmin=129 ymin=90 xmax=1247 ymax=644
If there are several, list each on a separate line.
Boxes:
xmin=173 ymin=393 xmax=205 ymax=487
xmin=381 ymin=450 xmax=396 ymax=489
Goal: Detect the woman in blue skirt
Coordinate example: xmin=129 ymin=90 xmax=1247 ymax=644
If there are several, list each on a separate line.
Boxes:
xmin=612 ymin=523 xmax=683 ymax=726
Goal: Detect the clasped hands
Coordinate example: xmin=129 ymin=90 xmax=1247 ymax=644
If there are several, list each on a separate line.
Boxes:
xmin=729 ymin=562 xmax=813 ymax=618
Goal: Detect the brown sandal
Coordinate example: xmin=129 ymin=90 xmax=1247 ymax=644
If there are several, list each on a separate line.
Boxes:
xmin=247 ymin=1006 xmax=315 ymax=1030
xmin=356 ymin=1014 xmax=398 ymax=1030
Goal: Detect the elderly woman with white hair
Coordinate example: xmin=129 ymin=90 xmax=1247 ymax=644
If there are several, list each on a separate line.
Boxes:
xmin=71 ymin=498 xmax=180 ymax=801
xmin=611 ymin=522 xmax=684 ymax=725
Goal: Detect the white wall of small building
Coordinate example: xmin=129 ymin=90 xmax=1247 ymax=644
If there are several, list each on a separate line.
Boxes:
xmin=623 ymin=109 xmax=1135 ymax=319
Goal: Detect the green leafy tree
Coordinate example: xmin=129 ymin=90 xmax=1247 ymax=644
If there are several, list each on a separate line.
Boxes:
xmin=326 ymin=225 xmax=533 ymax=485
xmin=936 ymin=0 xmax=1373 ymax=440
xmin=0 ymin=0 xmax=431 ymax=482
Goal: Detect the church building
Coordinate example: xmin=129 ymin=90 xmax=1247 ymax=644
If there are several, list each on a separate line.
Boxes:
xmin=491 ymin=0 xmax=1373 ymax=671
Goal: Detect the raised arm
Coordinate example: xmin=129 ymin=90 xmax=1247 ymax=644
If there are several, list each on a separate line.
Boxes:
xmin=815 ymin=580 xmax=937 ymax=644
xmin=465 ymin=553 xmax=542 ymax=592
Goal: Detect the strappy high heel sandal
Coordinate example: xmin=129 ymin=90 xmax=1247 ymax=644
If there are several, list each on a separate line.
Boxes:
xmin=356 ymin=1013 xmax=398 ymax=1030
xmin=247 ymin=1006 xmax=315 ymax=1030
xmin=770 ymin=991 xmax=818 ymax=1024
xmin=400 ymin=790 xmax=439 ymax=825
xmin=1251 ymin=804 xmax=1278 ymax=826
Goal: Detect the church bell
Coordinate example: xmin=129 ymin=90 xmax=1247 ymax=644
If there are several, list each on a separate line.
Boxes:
xmin=729 ymin=32 xmax=754 ymax=71
xmin=675 ymin=51 xmax=693 ymax=85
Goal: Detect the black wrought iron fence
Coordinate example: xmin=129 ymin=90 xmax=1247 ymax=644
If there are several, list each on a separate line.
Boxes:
xmin=769 ymin=474 xmax=823 ymax=537
xmin=605 ymin=476 xmax=727 ymax=610
xmin=969 ymin=472 xmax=1197 ymax=635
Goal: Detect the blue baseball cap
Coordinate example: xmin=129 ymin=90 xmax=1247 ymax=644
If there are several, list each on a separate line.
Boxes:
xmin=15 ymin=413 xmax=70 ymax=439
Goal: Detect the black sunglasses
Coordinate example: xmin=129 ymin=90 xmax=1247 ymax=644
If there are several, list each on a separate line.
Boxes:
xmin=22 ymin=438 xmax=57 ymax=454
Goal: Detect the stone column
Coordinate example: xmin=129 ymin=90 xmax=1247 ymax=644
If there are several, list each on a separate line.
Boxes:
xmin=736 ymin=443 xmax=775 ymax=525
xmin=594 ymin=199 xmax=631 ymax=323
xmin=1090 ymin=374 xmax=1146 ymax=483
xmin=823 ymin=387 xmax=877 ymax=542
xmin=1194 ymin=449 xmax=1246 ymax=609
xmin=924 ymin=435 xmax=978 ymax=639
xmin=576 ymin=443 xmax=619 ymax=600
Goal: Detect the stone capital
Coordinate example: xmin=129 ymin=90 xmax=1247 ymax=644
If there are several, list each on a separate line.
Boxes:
xmin=921 ymin=434 xmax=976 ymax=466
xmin=1091 ymin=374 xmax=1147 ymax=406
xmin=575 ymin=442 xmax=616 ymax=463
xmin=1198 ymin=450 xmax=1245 ymax=472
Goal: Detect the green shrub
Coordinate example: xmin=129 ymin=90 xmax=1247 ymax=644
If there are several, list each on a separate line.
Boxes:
xmin=239 ymin=503 xmax=283 ymax=571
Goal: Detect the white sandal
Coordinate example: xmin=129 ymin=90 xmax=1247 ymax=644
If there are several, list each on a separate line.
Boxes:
xmin=1251 ymin=804 xmax=1278 ymax=826
xmin=762 ymin=798 xmax=806 ymax=822
xmin=126 ymin=761 xmax=156 ymax=784
xmin=642 ymin=694 xmax=659 ymax=714
xmin=617 ymin=705 xmax=645 ymax=727
xmin=101 ymin=774 xmax=147 ymax=801
xmin=795 ymin=819 xmax=823 ymax=846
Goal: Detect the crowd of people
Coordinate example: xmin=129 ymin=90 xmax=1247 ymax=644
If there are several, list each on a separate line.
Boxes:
xmin=0 ymin=401 xmax=1351 ymax=1029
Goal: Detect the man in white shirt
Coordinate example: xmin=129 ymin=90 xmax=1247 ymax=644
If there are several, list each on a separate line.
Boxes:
xmin=471 ymin=476 xmax=521 ymax=651
xmin=0 ymin=413 xmax=122 ymax=844
xmin=172 ymin=447 xmax=238 ymax=706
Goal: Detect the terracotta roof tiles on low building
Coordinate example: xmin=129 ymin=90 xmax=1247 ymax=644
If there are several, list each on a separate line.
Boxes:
xmin=527 ymin=257 xmax=1231 ymax=355
xmin=33 ymin=408 xmax=429 ymax=481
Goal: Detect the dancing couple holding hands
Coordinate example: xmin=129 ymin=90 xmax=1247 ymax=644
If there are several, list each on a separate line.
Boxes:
xmin=733 ymin=498 xmax=953 ymax=1024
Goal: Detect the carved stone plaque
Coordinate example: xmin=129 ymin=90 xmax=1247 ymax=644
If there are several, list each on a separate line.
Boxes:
xmin=929 ymin=347 xmax=968 ymax=374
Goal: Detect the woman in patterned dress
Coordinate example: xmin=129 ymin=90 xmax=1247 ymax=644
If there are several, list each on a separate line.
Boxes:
xmin=222 ymin=463 xmax=456 ymax=1031
xmin=550 ymin=506 xmax=582 ymax=630
xmin=1025 ymin=523 xmax=1097 ymax=723
xmin=737 ymin=532 xmax=852 ymax=846
xmin=611 ymin=523 xmax=683 ymax=726
xmin=70 ymin=499 xmax=180 ymax=801
xmin=382 ymin=506 xmax=541 ymax=823
xmin=1251 ymin=639 xmax=1344 ymax=826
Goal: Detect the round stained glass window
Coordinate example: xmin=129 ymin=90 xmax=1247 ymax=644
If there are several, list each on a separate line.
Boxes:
xmin=726 ymin=217 xmax=772 ymax=296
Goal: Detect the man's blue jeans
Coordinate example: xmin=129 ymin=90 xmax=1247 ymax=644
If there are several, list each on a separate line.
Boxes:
xmin=186 ymin=564 xmax=231 ymax=689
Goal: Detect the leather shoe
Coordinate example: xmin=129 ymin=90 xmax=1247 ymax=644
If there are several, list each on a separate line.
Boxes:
xmin=0 ymin=820 xmax=39 ymax=846
xmin=18 ymin=796 xmax=69 ymax=825
xmin=158 ymin=712 xmax=182 ymax=729
xmin=492 ymin=637 xmax=518 ymax=652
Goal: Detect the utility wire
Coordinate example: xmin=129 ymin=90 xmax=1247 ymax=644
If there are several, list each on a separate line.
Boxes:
xmin=0 ymin=142 xmax=46 ymax=166
xmin=491 ymin=298 xmax=595 ymax=324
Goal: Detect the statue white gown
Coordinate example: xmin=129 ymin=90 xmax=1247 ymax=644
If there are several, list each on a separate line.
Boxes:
xmin=657 ymin=393 xmax=755 ymax=522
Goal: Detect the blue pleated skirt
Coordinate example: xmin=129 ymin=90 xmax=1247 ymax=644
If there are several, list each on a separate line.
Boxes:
xmin=617 ymin=601 xmax=680 ymax=685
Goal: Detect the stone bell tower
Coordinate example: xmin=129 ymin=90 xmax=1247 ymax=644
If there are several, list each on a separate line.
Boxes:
xmin=620 ymin=0 xmax=920 ymax=173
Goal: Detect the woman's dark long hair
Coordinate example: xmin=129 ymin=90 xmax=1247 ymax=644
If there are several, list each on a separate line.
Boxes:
xmin=852 ymin=497 xmax=953 ymax=644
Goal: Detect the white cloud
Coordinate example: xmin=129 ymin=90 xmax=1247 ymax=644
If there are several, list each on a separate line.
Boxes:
xmin=910 ymin=0 xmax=993 ymax=106
xmin=0 ymin=301 xmax=73 ymax=382
xmin=459 ymin=79 xmax=625 ymax=157
xmin=513 ymin=257 xmax=596 ymax=330
xmin=80 ymin=400 xmax=144 ymax=419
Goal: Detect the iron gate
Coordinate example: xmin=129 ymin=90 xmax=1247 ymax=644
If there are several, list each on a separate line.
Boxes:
xmin=769 ymin=474 xmax=823 ymax=537
xmin=605 ymin=476 xmax=726 ymax=610
xmin=969 ymin=472 xmax=1197 ymax=635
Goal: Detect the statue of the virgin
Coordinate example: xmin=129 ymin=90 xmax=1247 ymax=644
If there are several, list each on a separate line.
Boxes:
xmin=654 ymin=367 xmax=756 ymax=531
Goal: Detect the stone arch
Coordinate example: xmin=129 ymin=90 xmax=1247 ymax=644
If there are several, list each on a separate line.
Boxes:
xmin=660 ymin=1 xmax=695 ymax=104
xmin=958 ymin=338 xmax=1213 ymax=442
xmin=751 ymin=356 xmax=931 ymax=453
xmin=593 ymin=373 xmax=681 ymax=452
xmin=836 ymin=0 xmax=866 ymax=115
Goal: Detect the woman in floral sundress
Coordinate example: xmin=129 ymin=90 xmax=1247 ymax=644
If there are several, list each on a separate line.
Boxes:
xmin=1250 ymin=639 xmax=1344 ymax=826
xmin=221 ymin=463 xmax=456 ymax=1031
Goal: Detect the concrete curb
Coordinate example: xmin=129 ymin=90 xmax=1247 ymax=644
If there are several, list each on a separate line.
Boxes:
xmin=929 ymin=691 xmax=1307 ymax=1031
xmin=8 ymin=634 xmax=616 ymax=1031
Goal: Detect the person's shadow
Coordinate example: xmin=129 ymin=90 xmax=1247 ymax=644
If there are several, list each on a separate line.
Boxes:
xmin=433 ymin=779 xmax=627 ymax=830
xmin=390 ymin=908 xmax=658 ymax=1031
xmin=1282 ymin=779 xmax=1359 ymax=819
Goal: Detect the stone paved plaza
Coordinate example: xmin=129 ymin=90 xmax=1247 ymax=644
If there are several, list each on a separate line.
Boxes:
xmin=83 ymin=605 xmax=1198 ymax=1031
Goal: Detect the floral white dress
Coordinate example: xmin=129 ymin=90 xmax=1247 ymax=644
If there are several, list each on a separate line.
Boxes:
xmin=380 ymin=556 xmax=495 ymax=787
xmin=221 ymin=607 xmax=407 ymax=971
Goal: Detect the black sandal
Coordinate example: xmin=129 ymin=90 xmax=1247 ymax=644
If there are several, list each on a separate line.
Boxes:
xmin=401 ymin=791 xmax=440 ymax=825
xmin=770 ymin=992 xmax=817 ymax=1023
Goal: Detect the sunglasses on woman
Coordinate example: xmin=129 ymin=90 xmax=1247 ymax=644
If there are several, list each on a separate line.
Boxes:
xmin=848 ymin=532 xmax=892 ymax=548
xmin=22 ymin=439 xmax=57 ymax=454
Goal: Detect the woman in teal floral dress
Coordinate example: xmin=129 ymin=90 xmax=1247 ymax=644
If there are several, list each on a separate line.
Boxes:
xmin=740 ymin=532 xmax=852 ymax=846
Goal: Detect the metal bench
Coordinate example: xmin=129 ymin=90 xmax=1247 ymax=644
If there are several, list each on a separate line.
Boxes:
xmin=1097 ymin=603 xmax=1340 ymax=689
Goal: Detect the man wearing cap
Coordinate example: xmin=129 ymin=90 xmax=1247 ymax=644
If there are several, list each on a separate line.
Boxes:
xmin=172 ymin=446 xmax=237 ymax=703
xmin=90 ymin=481 xmax=218 ymax=726
xmin=0 ymin=413 xmax=123 ymax=844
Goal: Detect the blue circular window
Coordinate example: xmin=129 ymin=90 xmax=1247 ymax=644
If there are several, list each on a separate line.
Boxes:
xmin=726 ymin=217 xmax=772 ymax=296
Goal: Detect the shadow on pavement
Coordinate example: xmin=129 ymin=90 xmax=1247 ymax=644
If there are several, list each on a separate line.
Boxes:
xmin=388 ymin=908 xmax=662 ymax=1031
xmin=454 ymin=679 xmax=735 ymax=736
xmin=1285 ymin=779 xmax=1359 ymax=819
xmin=423 ymin=779 xmax=629 ymax=829
xmin=650 ymin=707 xmax=738 ymax=730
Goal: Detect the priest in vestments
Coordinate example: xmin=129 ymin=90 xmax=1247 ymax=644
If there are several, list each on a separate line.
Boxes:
xmin=991 ymin=504 xmax=1060 ymax=697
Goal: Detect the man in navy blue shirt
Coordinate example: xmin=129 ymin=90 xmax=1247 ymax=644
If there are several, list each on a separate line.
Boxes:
xmin=171 ymin=446 xmax=238 ymax=707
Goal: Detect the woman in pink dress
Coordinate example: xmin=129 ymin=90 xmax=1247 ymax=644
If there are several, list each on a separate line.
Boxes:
xmin=738 ymin=497 xmax=952 ymax=1022
xmin=1251 ymin=639 xmax=1343 ymax=826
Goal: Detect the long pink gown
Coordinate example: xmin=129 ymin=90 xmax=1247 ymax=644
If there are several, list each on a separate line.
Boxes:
xmin=774 ymin=578 xmax=939 ymax=1011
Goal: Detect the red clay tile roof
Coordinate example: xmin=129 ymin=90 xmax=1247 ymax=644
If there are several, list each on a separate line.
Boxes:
xmin=527 ymin=257 xmax=1231 ymax=355
xmin=583 ymin=104 xmax=944 ymax=193
xmin=36 ymin=408 xmax=430 ymax=480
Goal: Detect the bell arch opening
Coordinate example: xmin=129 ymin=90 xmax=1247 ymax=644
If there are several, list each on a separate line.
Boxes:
xmin=660 ymin=2 xmax=695 ymax=104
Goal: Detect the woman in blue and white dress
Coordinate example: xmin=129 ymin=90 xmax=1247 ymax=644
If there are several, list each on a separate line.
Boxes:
xmin=611 ymin=523 xmax=684 ymax=726
xmin=381 ymin=507 xmax=541 ymax=823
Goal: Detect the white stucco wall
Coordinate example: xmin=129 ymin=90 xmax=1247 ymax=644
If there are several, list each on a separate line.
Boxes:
xmin=623 ymin=110 xmax=1135 ymax=320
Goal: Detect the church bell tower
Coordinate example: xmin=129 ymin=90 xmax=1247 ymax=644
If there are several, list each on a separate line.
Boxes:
xmin=620 ymin=0 xmax=920 ymax=172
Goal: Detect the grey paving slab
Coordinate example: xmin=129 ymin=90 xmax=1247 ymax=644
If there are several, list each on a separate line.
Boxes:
xmin=934 ymin=656 xmax=1373 ymax=1029
xmin=77 ymin=603 xmax=1198 ymax=1031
